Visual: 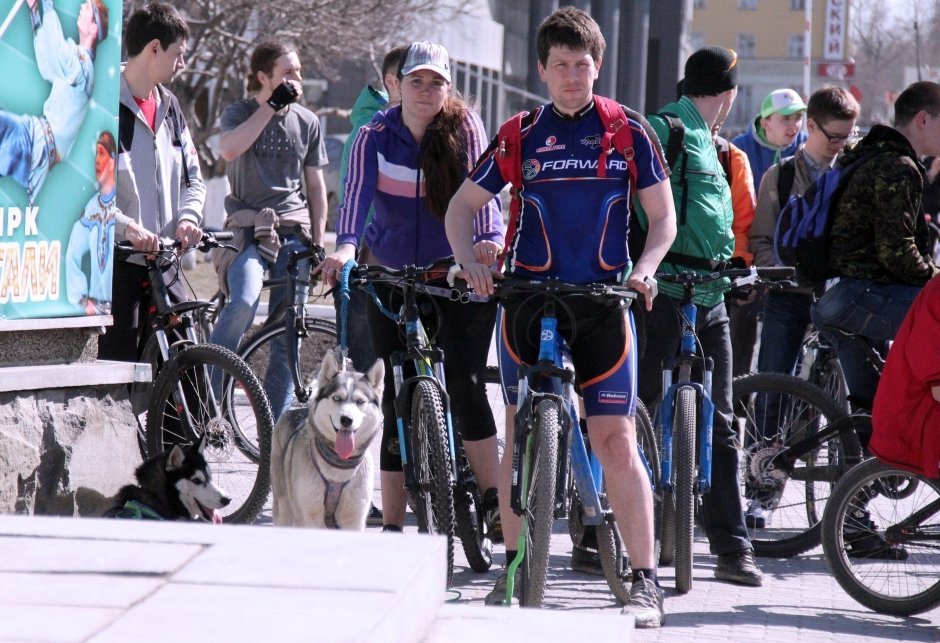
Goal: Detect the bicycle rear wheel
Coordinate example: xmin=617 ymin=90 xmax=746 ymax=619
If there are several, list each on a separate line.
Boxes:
xmin=146 ymin=344 xmax=274 ymax=524
xmin=673 ymin=385 xmax=697 ymax=594
xmin=822 ymin=458 xmax=940 ymax=615
xmin=453 ymin=439 xmax=494 ymax=573
xmin=409 ymin=380 xmax=456 ymax=587
xmin=732 ymin=372 xmax=859 ymax=557
xmin=519 ymin=398 xmax=560 ymax=607
xmin=239 ymin=315 xmax=337 ymax=430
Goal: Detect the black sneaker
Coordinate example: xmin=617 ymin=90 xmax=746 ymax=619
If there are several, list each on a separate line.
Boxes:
xmin=366 ymin=503 xmax=383 ymax=527
xmin=844 ymin=510 xmax=908 ymax=560
xmin=620 ymin=572 xmax=665 ymax=628
xmin=570 ymin=544 xmax=604 ymax=575
xmin=482 ymin=487 xmax=503 ymax=544
xmin=714 ymin=550 xmax=763 ymax=586
xmin=381 ymin=524 xmax=402 ymax=533
xmin=484 ymin=568 xmax=520 ymax=606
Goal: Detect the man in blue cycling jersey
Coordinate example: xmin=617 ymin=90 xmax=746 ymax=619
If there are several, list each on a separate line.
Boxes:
xmin=445 ymin=7 xmax=676 ymax=628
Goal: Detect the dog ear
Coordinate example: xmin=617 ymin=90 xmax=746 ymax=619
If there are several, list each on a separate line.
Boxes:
xmin=365 ymin=358 xmax=385 ymax=394
xmin=196 ymin=433 xmax=208 ymax=456
xmin=166 ymin=445 xmax=184 ymax=472
xmin=317 ymin=349 xmax=340 ymax=389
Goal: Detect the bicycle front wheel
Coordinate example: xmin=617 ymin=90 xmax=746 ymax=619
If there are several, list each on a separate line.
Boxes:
xmin=673 ymin=385 xmax=697 ymax=594
xmin=146 ymin=344 xmax=274 ymax=524
xmin=732 ymin=372 xmax=858 ymax=557
xmin=519 ymin=398 xmax=560 ymax=607
xmin=822 ymin=458 xmax=940 ymax=615
xmin=409 ymin=380 xmax=456 ymax=587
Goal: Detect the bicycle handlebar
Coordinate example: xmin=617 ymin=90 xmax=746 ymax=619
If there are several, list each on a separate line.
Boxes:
xmin=485 ymin=275 xmax=640 ymax=302
xmin=114 ymin=230 xmax=235 ymax=260
xmin=655 ymin=265 xmax=795 ymax=288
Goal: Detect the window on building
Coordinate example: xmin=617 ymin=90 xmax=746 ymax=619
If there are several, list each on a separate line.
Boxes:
xmin=737 ymin=33 xmax=756 ymax=58
xmin=694 ymin=0 xmax=706 ymax=8
xmin=788 ymin=35 xmax=804 ymax=59
xmin=790 ymin=0 xmax=805 ymax=9
xmin=738 ymin=0 xmax=757 ymax=9
xmin=733 ymin=85 xmax=754 ymax=127
xmin=690 ymin=32 xmax=705 ymax=52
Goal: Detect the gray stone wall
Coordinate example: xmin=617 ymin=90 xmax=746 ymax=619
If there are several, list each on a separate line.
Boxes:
xmin=0 ymin=387 xmax=140 ymax=517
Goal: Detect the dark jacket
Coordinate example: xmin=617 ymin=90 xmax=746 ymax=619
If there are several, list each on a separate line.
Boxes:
xmin=829 ymin=124 xmax=938 ymax=285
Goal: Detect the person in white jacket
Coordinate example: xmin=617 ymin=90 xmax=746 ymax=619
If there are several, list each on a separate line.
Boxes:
xmin=0 ymin=0 xmax=106 ymax=204
xmin=99 ymin=2 xmax=205 ymax=362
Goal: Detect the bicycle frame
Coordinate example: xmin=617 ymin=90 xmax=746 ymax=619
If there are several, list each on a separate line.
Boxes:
xmin=504 ymin=290 xmax=653 ymax=600
xmin=658 ymin=295 xmax=715 ymax=496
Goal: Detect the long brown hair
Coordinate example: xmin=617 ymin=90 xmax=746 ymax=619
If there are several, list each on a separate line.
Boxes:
xmin=421 ymin=95 xmax=472 ymax=220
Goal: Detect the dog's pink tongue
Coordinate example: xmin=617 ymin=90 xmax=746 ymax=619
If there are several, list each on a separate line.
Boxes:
xmin=335 ymin=430 xmax=355 ymax=460
xmin=212 ymin=510 xmax=223 ymax=524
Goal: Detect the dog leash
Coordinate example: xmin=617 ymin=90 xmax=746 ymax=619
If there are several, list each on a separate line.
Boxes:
xmin=337 ymin=259 xmax=357 ymax=369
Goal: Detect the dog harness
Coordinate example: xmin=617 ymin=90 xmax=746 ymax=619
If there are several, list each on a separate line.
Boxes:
xmin=311 ymin=433 xmax=366 ymax=529
xmin=108 ymin=500 xmax=164 ymax=520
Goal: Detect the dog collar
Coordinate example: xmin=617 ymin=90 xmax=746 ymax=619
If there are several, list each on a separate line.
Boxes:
xmin=313 ymin=432 xmax=364 ymax=470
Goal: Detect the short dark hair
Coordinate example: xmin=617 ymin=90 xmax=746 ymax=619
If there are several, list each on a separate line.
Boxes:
xmin=247 ymin=40 xmax=294 ymax=93
xmin=894 ymin=81 xmax=940 ymax=127
xmin=535 ymin=6 xmax=605 ymax=67
xmin=124 ymin=3 xmax=189 ymax=57
xmin=382 ymin=45 xmax=409 ymax=80
xmin=807 ymin=86 xmax=860 ymax=125
xmin=97 ymin=130 xmax=116 ymax=158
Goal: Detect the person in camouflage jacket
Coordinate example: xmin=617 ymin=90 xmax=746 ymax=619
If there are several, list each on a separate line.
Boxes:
xmin=812 ymin=81 xmax=940 ymax=413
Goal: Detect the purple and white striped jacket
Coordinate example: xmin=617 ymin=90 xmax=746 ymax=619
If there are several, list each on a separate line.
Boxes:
xmin=335 ymin=105 xmax=503 ymax=268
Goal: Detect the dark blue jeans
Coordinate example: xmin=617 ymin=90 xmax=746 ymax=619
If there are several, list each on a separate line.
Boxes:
xmin=757 ymin=290 xmax=814 ymax=377
xmin=637 ymin=296 xmax=751 ymax=555
xmin=811 ymin=277 xmax=921 ymax=408
xmin=334 ymin=286 xmax=377 ymax=373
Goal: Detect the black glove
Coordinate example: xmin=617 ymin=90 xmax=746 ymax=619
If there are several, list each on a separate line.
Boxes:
xmin=267 ymin=82 xmax=300 ymax=111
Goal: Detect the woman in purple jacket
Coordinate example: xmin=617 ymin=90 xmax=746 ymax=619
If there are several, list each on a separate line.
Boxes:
xmin=318 ymin=41 xmax=505 ymax=535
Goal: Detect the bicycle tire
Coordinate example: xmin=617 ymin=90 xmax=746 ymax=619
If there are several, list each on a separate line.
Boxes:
xmin=732 ymin=372 xmax=859 ymax=557
xmin=821 ymin=458 xmax=940 ymax=616
xmin=146 ymin=344 xmax=274 ymax=524
xmin=238 ymin=316 xmax=337 ymax=440
xmin=453 ymin=440 xmax=494 ymax=572
xmin=409 ymin=380 xmax=456 ymax=587
xmin=673 ymin=385 xmax=697 ymax=594
xmin=519 ymin=398 xmax=560 ymax=607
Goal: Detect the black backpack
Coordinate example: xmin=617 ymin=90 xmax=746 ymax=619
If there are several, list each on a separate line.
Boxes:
xmin=118 ymin=93 xmax=192 ymax=188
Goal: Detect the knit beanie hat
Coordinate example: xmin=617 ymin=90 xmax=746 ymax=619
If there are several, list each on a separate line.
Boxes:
xmin=681 ymin=47 xmax=738 ymax=96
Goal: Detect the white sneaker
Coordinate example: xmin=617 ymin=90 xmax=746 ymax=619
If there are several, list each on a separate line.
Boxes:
xmin=745 ymin=498 xmax=771 ymax=529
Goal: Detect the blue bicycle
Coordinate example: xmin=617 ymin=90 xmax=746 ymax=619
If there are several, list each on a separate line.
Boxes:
xmin=654 ymin=265 xmax=793 ymax=593
xmin=484 ymin=276 xmax=659 ymax=607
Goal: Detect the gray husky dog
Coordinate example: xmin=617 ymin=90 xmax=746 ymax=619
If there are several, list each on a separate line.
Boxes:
xmin=272 ymin=350 xmax=384 ymax=530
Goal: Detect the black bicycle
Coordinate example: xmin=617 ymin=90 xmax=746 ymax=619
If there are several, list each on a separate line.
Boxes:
xmin=344 ymin=260 xmax=496 ymax=586
xmin=116 ymin=233 xmax=274 ymax=524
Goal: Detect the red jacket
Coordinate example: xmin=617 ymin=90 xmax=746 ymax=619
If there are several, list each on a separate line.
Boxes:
xmin=871 ymin=276 xmax=940 ymax=478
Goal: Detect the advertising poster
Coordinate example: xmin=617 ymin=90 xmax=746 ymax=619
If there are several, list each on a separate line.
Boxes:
xmin=0 ymin=0 xmax=120 ymax=320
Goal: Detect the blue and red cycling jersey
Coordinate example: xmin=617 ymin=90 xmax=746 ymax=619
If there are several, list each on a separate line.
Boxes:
xmin=470 ymin=99 xmax=668 ymax=282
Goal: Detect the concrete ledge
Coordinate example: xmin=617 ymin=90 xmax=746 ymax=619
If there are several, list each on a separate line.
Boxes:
xmin=0 ymin=360 xmax=150 ymax=393
xmin=0 ymin=515 xmax=446 ymax=643
xmin=0 ymin=315 xmax=111 ymax=332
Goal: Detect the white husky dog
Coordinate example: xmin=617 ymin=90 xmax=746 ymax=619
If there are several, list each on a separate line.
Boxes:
xmin=272 ymin=350 xmax=384 ymax=530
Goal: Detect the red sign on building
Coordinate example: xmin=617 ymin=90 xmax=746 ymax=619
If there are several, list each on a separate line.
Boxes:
xmin=817 ymin=61 xmax=855 ymax=80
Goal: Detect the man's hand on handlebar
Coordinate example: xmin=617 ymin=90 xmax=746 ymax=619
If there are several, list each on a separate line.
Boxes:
xmin=124 ymin=221 xmax=160 ymax=253
xmin=176 ymin=221 xmax=204 ymax=252
xmin=625 ymin=271 xmax=657 ymax=311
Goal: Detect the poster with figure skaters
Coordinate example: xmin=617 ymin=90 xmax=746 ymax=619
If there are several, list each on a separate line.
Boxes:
xmin=0 ymin=0 xmax=120 ymax=319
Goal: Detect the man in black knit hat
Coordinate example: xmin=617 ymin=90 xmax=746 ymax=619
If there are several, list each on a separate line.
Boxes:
xmin=635 ymin=46 xmax=764 ymax=587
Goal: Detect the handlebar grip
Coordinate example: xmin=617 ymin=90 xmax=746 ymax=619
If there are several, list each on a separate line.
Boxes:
xmin=755 ymin=266 xmax=796 ymax=280
xmin=210 ymin=230 xmax=235 ymax=242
